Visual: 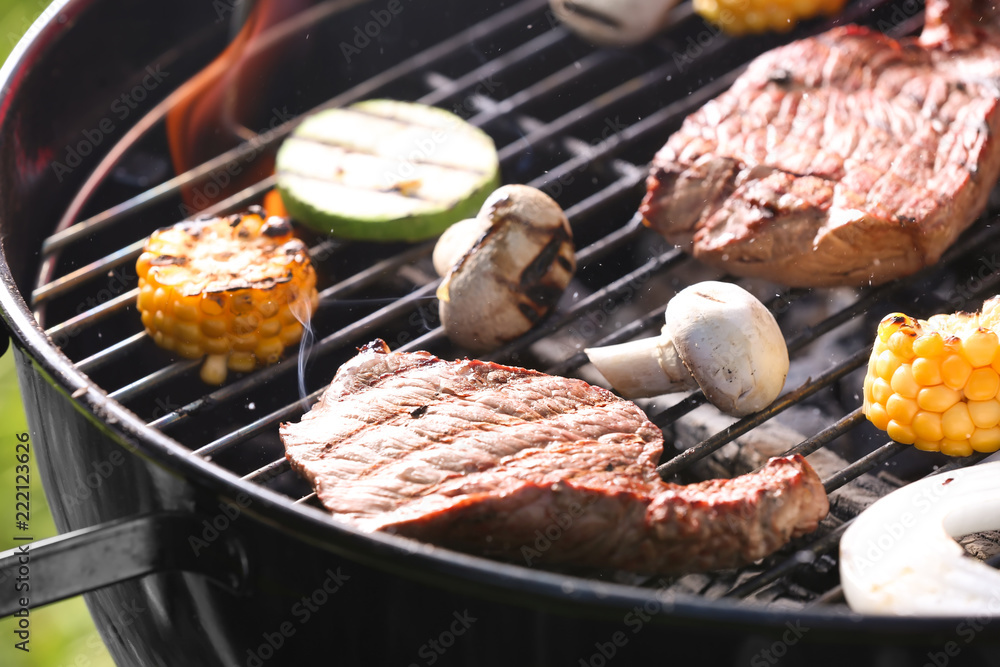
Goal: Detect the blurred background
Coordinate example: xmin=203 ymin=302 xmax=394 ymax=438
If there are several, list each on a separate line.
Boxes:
xmin=0 ymin=2 xmax=115 ymax=665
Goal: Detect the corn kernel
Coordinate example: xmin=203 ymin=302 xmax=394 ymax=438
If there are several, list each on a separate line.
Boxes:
xmin=260 ymin=317 xmax=281 ymax=338
xmin=871 ymin=377 xmax=893 ymax=404
xmin=913 ymin=439 xmax=941 ymax=452
xmin=968 ymin=400 xmax=1000 ymax=429
xmin=174 ymin=301 xmax=199 ymax=322
xmin=233 ymin=314 xmax=261 ymax=335
xmin=912 ymin=332 xmax=945 ymax=358
xmin=911 ymin=357 xmax=942 ymax=386
xmin=970 ymin=427 xmax=1000 ymax=453
xmin=961 ymin=329 xmax=999 ymax=367
xmin=941 ymin=354 xmax=973 ymax=390
xmin=887 ymin=330 xmax=917 ymax=361
xmin=942 ymin=402 xmax=975 ymax=441
xmin=228 ymin=352 xmax=257 ymax=373
xmin=885 ymin=394 xmax=917 ymax=424
xmin=867 ymin=402 xmax=890 ymax=431
xmin=940 ymin=439 xmax=974 ymax=458
xmin=917 ymin=385 xmax=961 ymax=413
xmin=201 ymin=318 xmax=227 ymax=338
xmin=912 ymin=411 xmax=943 ymax=442
xmin=889 ymin=364 xmax=919 ymax=399
xmin=176 ymin=342 xmax=203 ymax=359
xmin=255 ymin=338 xmax=284 ymax=365
xmin=886 ymin=420 xmax=916 ymax=445
xmin=201 ymin=297 xmax=224 ymax=316
xmin=204 ymin=337 xmax=230 ymax=356
xmin=965 ymin=367 xmax=1000 ymax=401
xmin=174 ymin=322 xmax=201 ymax=344
xmin=280 ymin=322 xmax=305 ymax=347
xmin=135 ymin=210 xmax=318 ymax=385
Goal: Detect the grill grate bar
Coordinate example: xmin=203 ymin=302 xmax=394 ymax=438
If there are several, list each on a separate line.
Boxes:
xmin=110 ymin=358 xmax=201 ymax=404
xmin=45 ymin=289 xmax=138 ymax=341
xmin=491 ymin=246 xmax=688 ymax=361
xmin=201 ymin=386 xmax=324 ymax=459
xmin=655 ymin=348 xmax=871 ymax=478
xmin=241 ymin=458 xmax=292 ymax=484
xmin=545 ymin=306 xmax=666 ymax=377
xmin=147 ymin=281 xmax=440 ymax=430
xmin=466 ymin=49 xmax=622 ymax=128
xmin=822 ymin=442 xmax=911 ymax=495
xmin=782 ymin=408 xmax=866 ymax=462
xmin=725 ymin=453 xmax=988 ymax=600
xmin=77 ymin=332 xmax=147 ymax=375
xmin=33 ymin=241 xmax=145 ymax=306
xmin=418 ymin=26 xmax=573 ymax=108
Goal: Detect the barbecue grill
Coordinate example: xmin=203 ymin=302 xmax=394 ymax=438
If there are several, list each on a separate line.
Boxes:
xmin=2 ymin=0 xmax=1000 ymax=664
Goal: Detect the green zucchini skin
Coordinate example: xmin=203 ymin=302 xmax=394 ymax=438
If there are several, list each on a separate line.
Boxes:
xmin=276 ymin=100 xmax=501 ymax=241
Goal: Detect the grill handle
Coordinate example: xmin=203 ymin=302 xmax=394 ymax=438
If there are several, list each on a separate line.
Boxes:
xmin=0 ymin=317 xmax=9 ymax=359
xmin=0 ymin=511 xmax=249 ymax=616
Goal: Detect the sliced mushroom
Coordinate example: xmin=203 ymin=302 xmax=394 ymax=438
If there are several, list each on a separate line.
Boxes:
xmin=585 ymin=281 xmax=789 ymax=416
xmin=550 ymin=0 xmax=679 ymax=47
xmin=435 ymin=185 xmax=576 ymax=353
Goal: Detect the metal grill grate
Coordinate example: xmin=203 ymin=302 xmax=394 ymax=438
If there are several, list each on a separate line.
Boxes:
xmin=29 ymin=0 xmax=1000 ymax=612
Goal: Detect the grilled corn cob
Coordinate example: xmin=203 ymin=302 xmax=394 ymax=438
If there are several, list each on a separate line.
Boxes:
xmin=693 ymin=0 xmax=847 ymax=35
xmin=862 ymin=298 xmax=1000 ymax=457
xmin=136 ymin=208 xmax=319 ymax=385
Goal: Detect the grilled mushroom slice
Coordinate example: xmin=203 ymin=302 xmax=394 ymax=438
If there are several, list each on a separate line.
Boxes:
xmin=435 ymin=185 xmax=576 ymax=352
xmin=550 ymin=0 xmax=679 ymax=47
xmin=585 ymin=281 xmax=789 ymax=416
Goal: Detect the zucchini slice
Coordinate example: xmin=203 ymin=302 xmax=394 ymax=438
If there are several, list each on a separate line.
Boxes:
xmin=276 ymin=100 xmax=501 ymax=241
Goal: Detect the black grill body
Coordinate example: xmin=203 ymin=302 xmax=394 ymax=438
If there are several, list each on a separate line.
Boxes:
xmin=2 ymin=0 xmax=1000 ymax=665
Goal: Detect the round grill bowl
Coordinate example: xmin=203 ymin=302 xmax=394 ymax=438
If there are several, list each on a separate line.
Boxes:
xmin=1 ymin=1 xmax=999 ymax=665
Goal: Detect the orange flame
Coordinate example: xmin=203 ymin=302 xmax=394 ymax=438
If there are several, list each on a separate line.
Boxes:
xmin=166 ymin=0 xmax=309 ymax=211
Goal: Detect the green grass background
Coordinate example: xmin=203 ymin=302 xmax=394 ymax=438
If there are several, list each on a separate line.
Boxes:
xmin=1 ymin=1 xmax=116 ymax=665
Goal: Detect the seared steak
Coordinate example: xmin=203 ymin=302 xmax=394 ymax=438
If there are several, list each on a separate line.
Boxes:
xmin=639 ymin=0 xmax=1000 ymax=287
xmin=281 ymin=340 xmax=829 ymax=574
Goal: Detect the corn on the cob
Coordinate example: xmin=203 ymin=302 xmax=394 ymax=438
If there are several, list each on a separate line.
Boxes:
xmin=136 ymin=208 xmax=319 ymax=385
xmin=693 ymin=0 xmax=847 ymax=35
xmin=862 ymin=298 xmax=1000 ymax=457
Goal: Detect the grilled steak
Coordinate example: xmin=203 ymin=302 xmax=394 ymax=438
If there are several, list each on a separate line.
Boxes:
xmin=639 ymin=0 xmax=1000 ymax=287
xmin=281 ymin=340 xmax=829 ymax=573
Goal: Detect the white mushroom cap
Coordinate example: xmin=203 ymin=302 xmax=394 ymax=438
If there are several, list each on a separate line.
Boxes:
xmin=549 ymin=0 xmax=679 ymax=47
xmin=665 ymin=281 xmax=788 ymax=416
xmin=432 ymin=217 xmax=491 ymax=278
xmin=436 ymin=185 xmax=576 ymax=352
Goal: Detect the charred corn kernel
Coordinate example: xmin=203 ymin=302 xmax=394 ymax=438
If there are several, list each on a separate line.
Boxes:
xmin=136 ymin=207 xmax=319 ymax=385
xmin=693 ymin=0 xmax=847 ymax=35
xmin=863 ymin=299 xmax=1000 ymax=455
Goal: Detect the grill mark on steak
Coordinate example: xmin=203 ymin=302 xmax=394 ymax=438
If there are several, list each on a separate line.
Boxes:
xmin=639 ymin=1 xmax=1000 ymax=287
xmin=281 ymin=341 xmax=829 ymax=574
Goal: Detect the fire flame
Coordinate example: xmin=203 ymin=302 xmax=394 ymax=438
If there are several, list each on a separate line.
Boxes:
xmin=166 ymin=0 xmax=310 ymax=210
